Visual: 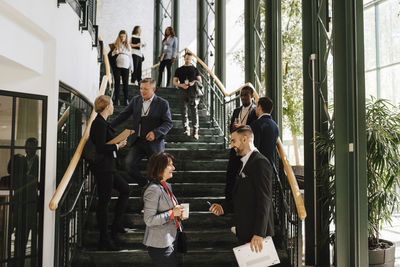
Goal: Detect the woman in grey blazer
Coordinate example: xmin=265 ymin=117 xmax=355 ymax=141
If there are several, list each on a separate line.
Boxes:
xmin=157 ymin=27 xmax=178 ymax=87
xmin=143 ymin=152 xmax=186 ymax=267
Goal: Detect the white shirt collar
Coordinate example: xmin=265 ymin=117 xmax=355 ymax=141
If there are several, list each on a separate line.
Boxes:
xmin=239 ymin=146 xmax=257 ymax=174
xmin=143 ymin=94 xmax=155 ymax=103
xmin=258 ymin=113 xmax=271 ymax=119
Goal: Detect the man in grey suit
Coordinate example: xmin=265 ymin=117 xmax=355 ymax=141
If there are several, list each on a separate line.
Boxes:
xmin=210 ymin=126 xmax=274 ymax=253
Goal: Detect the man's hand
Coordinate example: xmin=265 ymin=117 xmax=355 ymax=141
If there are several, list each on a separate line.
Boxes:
xmin=171 ymin=58 xmax=176 ymax=63
xmin=209 ymin=204 xmax=224 ymax=216
xmin=250 ymin=235 xmax=263 ymax=253
xmin=189 ymin=81 xmax=195 ymax=86
xmin=146 ymin=131 xmax=155 ymax=141
xmin=180 ymin=84 xmax=189 ymax=89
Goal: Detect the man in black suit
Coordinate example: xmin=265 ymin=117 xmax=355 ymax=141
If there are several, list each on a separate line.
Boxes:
xmin=251 ymin=97 xmax=279 ymax=166
xmin=210 ymin=126 xmax=274 ymax=252
xmin=225 ymin=86 xmax=258 ymax=214
xmin=111 ymin=78 xmax=173 ymax=186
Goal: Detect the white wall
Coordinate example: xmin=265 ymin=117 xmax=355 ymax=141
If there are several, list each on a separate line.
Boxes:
xmin=0 ymin=0 xmax=100 ymax=265
xmin=97 ymin=0 xmax=244 ymax=91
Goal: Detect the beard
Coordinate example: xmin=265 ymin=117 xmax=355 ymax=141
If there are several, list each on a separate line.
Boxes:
xmin=234 ymin=147 xmax=242 ymax=156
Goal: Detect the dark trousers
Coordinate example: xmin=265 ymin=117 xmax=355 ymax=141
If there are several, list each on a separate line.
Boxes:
xmin=114 ymin=67 xmax=130 ymax=103
xmin=148 ymin=245 xmax=177 ymax=267
xmin=157 ymin=59 xmax=172 ymax=87
xmin=131 ymin=54 xmax=142 ymax=83
xmin=95 ymin=171 xmax=129 ymax=240
xmin=125 ymin=139 xmax=164 ymax=186
xmin=181 ymin=94 xmax=199 ymax=132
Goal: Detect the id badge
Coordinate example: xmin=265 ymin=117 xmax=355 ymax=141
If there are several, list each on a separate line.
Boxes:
xmin=164 ymin=45 xmax=168 ymax=50
xmin=185 ymin=79 xmax=189 ymax=85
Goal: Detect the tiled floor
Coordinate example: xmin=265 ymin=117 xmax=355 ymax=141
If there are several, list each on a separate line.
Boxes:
xmin=380 ymin=215 xmax=400 ymax=267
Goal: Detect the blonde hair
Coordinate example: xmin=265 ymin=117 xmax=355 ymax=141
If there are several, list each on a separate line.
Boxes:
xmin=115 ymin=30 xmax=130 ymax=50
xmin=94 ymin=95 xmax=111 ymax=113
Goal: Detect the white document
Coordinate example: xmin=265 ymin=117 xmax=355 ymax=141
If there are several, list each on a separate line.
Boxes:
xmin=233 ymin=236 xmax=280 ymax=267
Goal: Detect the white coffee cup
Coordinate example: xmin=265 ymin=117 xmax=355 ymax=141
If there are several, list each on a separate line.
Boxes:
xmin=181 ymin=203 xmax=189 ymax=218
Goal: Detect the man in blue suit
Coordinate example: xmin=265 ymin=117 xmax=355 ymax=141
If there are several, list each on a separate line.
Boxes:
xmin=251 ymin=96 xmax=279 ymax=166
xmin=111 ymin=78 xmax=173 ymax=186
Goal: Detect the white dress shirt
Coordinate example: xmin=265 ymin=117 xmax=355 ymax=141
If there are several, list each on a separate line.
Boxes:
xmin=141 ymin=94 xmax=155 ymax=116
xmin=258 ymin=113 xmax=271 ymax=119
xmin=238 ymin=105 xmax=251 ymax=125
xmin=239 ymin=146 xmax=258 ymax=174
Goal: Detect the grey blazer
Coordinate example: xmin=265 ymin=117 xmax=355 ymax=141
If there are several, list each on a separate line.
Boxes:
xmin=143 ymin=182 xmax=179 ymax=248
xmin=160 ymin=36 xmax=178 ymax=60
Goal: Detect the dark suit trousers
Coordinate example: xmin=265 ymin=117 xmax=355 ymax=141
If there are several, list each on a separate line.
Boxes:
xmin=157 ymin=59 xmax=172 ymax=87
xmin=114 ymin=67 xmax=130 ymax=102
xmin=131 ymin=54 xmax=142 ymax=83
xmin=181 ymin=94 xmax=199 ymax=132
xmin=125 ymin=138 xmax=163 ymax=187
xmin=148 ymin=244 xmax=177 ymax=267
xmin=95 ymin=171 xmax=129 ymax=240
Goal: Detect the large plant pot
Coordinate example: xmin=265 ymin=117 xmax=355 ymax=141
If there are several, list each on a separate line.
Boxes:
xmin=369 ymin=239 xmax=395 ymax=267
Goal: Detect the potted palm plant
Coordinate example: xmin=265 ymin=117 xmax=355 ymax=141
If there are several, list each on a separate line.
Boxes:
xmin=367 ymin=98 xmax=400 ymax=267
xmin=316 ymin=97 xmax=400 ymax=266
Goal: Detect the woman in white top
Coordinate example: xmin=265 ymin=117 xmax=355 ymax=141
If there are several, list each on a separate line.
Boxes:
xmin=130 ymin=26 xmax=144 ymax=84
xmin=112 ymin=30 xmax=133 ymax=106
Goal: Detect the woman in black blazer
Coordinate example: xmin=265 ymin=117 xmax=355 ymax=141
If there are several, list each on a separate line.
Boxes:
xmin=89 ymin=95 xmax=130 ymax=250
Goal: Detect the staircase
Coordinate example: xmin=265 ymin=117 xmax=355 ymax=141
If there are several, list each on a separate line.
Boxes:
xmin=71 ymin=85 xmax=241 ymax=266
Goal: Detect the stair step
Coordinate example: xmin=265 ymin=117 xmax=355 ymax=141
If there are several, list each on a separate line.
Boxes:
xmin=115 ymin=158 xmax=228 ymax=172
xmin=118 ymin=183 xmax=226 ymax=198
xmin=117 ymin=170 xmax=226 ymax=184
xmin=83 ymin=229 xmax=237 ymax=249
xmin=166 ymin=142 xmax=225 ymax=150
xmin=86 ymin=212 xmax=234 ymax=230
xmin=72 ymin=248 xmax=237 ymax=267
xmin=93 ymin=196 xmax=225 ymax=213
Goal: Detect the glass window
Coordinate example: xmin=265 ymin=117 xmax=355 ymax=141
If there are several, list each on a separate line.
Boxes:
xmin=380 ymin=65 xmax=400 ymax=105
xmin=363 ymin=7 xmax=376 ymax=70
xmin=0 ymin=148 xmax=11 ymax=264
xmin=0 ymin=96 xmax=13 ymax=146
xmin=365 ymin=70 xmax=377 ymax=99
xmin=14 ymin=97 xmax=43 ymax=147
xmin=378 ymin=0 xmax=400 ymax=67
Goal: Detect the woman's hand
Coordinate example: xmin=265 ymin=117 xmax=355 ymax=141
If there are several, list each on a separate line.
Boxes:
xmin=118 ymin=139 xmax=127 ymax=149
xmin=173 ymin=205 xmax=184 ymax=217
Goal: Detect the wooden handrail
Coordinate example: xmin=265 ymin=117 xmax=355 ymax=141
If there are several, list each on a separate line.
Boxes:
xmin=49 ymin=75 xmax=109 ymax=211
xmin=277 ymin=138 xmax=307 ymax=220
xmin=50 ymin=37 xmax=111 ymax=211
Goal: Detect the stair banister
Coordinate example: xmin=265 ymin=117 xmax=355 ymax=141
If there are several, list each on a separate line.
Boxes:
xmin=107 ymin=46 xmax=307 ymax=221
xmin=50 ymin=37 xmax=111 ymax=211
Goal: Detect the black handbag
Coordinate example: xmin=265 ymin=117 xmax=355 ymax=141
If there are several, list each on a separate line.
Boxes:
xmin=176 ymin=226 xmax=187 ymax=253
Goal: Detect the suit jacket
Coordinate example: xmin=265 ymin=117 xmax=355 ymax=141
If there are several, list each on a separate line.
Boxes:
xmin=143 ymin=182 xmax=179 ymax=248
xmin=229 ymin=104 xmax=257 ymax=133
xmin=228 ymin=151 xmax=275 ymax=243
xmin=250 ymin=115 xmax=279 ymax=165
xmin=110 ymin=94 xmax=172 ymax=151
xmin=90 ymin=114 xmax=118 ymax=173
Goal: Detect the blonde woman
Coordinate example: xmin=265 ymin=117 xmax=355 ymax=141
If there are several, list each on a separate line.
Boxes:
xmin=90 ymin=95 xmax=129 ymax=250
xmin=112 ymin=30 xmax=133 ymax=106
